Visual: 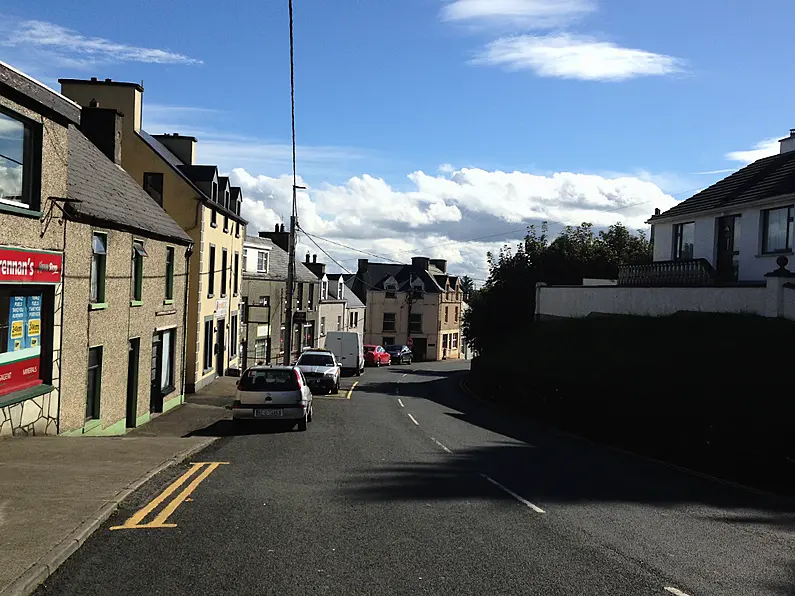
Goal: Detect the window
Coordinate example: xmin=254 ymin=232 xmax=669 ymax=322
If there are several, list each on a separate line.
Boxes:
xmin=86 ymin=346 xmax=102 ymax=421
xmin=208 ymin=245 xmax=216 ymax=298
xmin=233 ymin=252 xmax=239 ymax=295
xmin=308 ymin=284 xmax=315 ymax=310
xmin=337 ymin=316 xmax=342 ymax=331
xmin=143 ymin=172 xmax=163 ymax=206
xmin=385 ymin=286 xmax=397 ymax=299
xmin=444 ymin=306 xmax=449 ymax=323
xmin=762 ymin=206 xmax=795 ymax=254
xmin=338 ymin=281 xmax=344 ymax=299
xmin=279 ymin=325 xmax=285 ymax=354
xmin=159 ymin=329 xmax=176 ymax=393
xmin=90 ymin=233 xmax=107 ymax=304
xmin=455 ymin=306 xmax=459 ymax=322
xmin=320 ymin=317 xmax=326 ymax=336
xmin=383 ymin=312 xmax=396 ymax=332
xmin=383 ymin=337 xmax=395 ymax=346
xmin=221 ymin=248 xmax=228 ymax=298
xmin=242 ymin=249 xmax=247 ymax=272
xmin=230 ymin=314 xmax=238 ymax=358
xmin=410 ymin=313 xmax=422 ymax=334
xmin=203 ymin=319 xmax=214 ymax=372
xmin=235 ymin=221 xmax=240 ymax=237
xmin=297 ymin=283 xmax=304 ymax=309
xmin=673 ymin=222 xmax=695 ymax=261
xmin=255 ymin=339 xmax=268 ymax=361
xmin=211 ymin=208 xmax=217 ymax=228
xmin=0 ymin=290 xmax=48 ymax=398
xmin=212 ymin=181 xmax=218 ymax=202
xmin=165 ymin=246 xmax=175 ymax=302
xmin=321 ymin=281 xmax=328 ymax=300
xmin=452 ymin=333 xmax=459 ymax=349
xmin=132 ymin=240 xmax=146 ymax=302
xmin=259 ymin=295 xmax=270 ymax=306
xmin=257 ymin=250 xmax=268 ymax=273
xmin=349 ymin=311 xmax=355 ymax=328
xmin=0 ymin=108 xmax=39 ymax=211
xmin=224 ymin=214 xmax=229 ymax=233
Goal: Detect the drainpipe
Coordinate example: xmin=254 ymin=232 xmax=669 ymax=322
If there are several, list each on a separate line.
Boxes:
xmin=179 ymin=243 xmax=193 ymax=402
xmin=55 ymin=213 xmax=67 ymax=434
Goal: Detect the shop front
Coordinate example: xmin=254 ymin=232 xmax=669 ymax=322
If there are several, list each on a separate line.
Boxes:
xmin=0 ymin=246 xmax=63 ymax=436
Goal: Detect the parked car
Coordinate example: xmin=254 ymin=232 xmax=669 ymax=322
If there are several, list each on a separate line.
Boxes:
xmin=325 ymin=331 xmax=365 ymax=376
xmin=364 ymin=345 xmax=391 ymax=367
xmin=385 ymin=344 xmax=413 ymax=365
xmin=232 ymin=365 xmax=313 ymax=431
xmin=297 ymin=349 xmax=341 ymax=394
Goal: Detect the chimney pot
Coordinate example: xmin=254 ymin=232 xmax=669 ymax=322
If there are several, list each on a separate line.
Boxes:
xmin=280 ymin=224 xmax=285 ymax=233
xmin=274 ymin=223 xmax=280 ymax=232
xmin=654 ymin=208 xmax=661 ymax=215
xmin=305 ymin=253 xmax=310 ymax=263
xmin=89 ymin=98 xmax=99 ymax=108
xmin=313 ymin=254 xmax=317 ymax=263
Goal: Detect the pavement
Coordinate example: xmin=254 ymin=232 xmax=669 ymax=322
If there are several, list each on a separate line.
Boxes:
xmin=4 ymin=361 xmax=793 ymax=595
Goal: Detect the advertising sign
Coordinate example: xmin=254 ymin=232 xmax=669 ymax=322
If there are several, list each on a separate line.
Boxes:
xmin=0 ymin=247 xmax=62 ymax=284
xmin=26 ymin=294 xmax=41 ymax=348
xmin=1 ymin=293 xmax=44 ymax=397
xmin=7 ymin=296 xmax=26 ymax=352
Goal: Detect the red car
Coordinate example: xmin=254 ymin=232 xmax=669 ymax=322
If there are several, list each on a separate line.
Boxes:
xmin=364 ymin=345 xmax=391 ymax=367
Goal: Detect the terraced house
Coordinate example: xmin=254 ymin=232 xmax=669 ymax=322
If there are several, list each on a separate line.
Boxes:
xmin=59 ymin=77 xmax=247 ymax=392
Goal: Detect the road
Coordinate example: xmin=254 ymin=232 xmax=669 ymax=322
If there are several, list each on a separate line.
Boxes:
xmin=35 ymin=361 xmax=795 ymax=596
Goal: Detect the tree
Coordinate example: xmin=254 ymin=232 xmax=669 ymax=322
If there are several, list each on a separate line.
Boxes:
xmin=460 ymin=275 xmax=475 ymax=302
xmin=463 ymin=222 xmax=651 ymax=356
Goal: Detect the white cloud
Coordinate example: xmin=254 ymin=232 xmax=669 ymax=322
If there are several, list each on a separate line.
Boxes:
xmin=474 ymin=34 xmax=683 ymax=81
xmin=725 ymin=138 xmax=779 ymax=164
xmin=441 ymin=0 xmax=595 ymax=28
xmin=0 ymin=19 xmax=201 ymax=67
xmin=233 ymin=165 xmax=677 ymax=282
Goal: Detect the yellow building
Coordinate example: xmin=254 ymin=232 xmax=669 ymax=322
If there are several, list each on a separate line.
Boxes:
xmin=59 ymin=78 xmax=247 ymax=392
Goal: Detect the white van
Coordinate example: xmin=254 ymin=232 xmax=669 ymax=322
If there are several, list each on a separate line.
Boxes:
xmin=324 ymin=331 xmax=365 ymax=376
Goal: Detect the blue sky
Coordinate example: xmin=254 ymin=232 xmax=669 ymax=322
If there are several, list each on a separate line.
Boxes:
xmin=2 ymin=0 xmax=793 ymax=279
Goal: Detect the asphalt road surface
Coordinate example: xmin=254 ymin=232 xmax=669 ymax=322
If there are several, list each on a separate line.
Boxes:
xmin=35 ymin=361 xmax=795 ymax=596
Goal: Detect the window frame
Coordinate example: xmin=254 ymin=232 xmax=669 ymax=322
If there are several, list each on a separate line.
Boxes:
xmin=207 ymin=244 xmax=216 ymax=298
xmin=257 ymin=250 xmax=268 ymax=273
xmin=86 ymin=345 xmax=103 ymax=421
xmin=131 ymin=239 xmax=146 ymax=304
xmin=0 ymin=106 xmax=41 ymax=213
xmin=158 ymin=328 xmax=176 ymax=395
xmin=203 ymin=317 xmax=214 ymax=373
xmin=230 ymin=313 xmax=238 ymax=358
xmin=221 ymin=248 xmax=228 ymax=298
xmin=210 ymin=208 xmax=218 ymax=228
xmin=165 ymin=246 xmax=175 ymax=302
xmin=90 ymin=232 xmax=107 ymax=305
xmin=761 ymin=205 xmax=795 ymax=255
xmin=233 ymin=252 xmax=239 ymax=296
xmin=672 ymin=222 xmax=695 ymax=261
xmin=409 ymin=313 xmax=422 ymax=334
xmin=383 ymin=312 xmax=396 ymax=332
xmin=224 ymin=214 xmax=229 ymax=233
xmin=320 ymin=317 xmax=326 ymax=336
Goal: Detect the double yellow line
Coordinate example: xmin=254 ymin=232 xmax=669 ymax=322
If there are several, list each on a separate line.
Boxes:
xmin=110 ymin=462 xmax=228 ymax=530
xmin=347 ymin=381 xmax=358 ymax=400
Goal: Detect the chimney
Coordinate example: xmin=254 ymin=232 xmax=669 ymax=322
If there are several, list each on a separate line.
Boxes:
xmin=80 ymin=106 xmax=123 ymax=165
xmin=429 ymin=259 xmax=447 ymax=273
xmin=305 ymin=262 xmax=326 ymax=279
xmin=312 ymin=254 xmax=317 ymax=263
xmin=305 ymin=253 xmax=311 ymax=263
xmin=274 ymin=223 xmax=280 ymax=232
xmin=59 ymin=77 xmax=144 ymax=135
xmin=152 ymin=133 xmax=197 ymax=165
xmin=654 ymin=208 xmax=661 ymax=216
xmin=259 ymin=227 xmax=289 ymax=252
xmin=412 ymin=256 xmax=431 ymax=271
xmin=781 ymin=129 xmax=795 ymax=154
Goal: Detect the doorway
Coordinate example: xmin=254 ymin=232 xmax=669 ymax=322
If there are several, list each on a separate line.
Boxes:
xmin=126 ymin=338 xmax=139 ymax=427
xmin=716 ymin=215 xmax=740 ymax=283
xmin=412 ymin=337 xmax=427 ymax=361
xmin=216 ymin=318 xmax=225 ymax=376
xmin=150 ymin=335 xmax=163 ymax=413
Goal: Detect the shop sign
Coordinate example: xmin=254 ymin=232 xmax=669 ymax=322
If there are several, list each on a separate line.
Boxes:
xmin=0 ymin=247 xmax=62 ymax=284
xmin=215 ymin=298 xmax=228 ymax=318
xmin=1 ymin=293 xmax=44 ymax=396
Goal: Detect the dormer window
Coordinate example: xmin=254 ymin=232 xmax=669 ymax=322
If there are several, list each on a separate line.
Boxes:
xmin=338 ymin=281 xmax=344 ymax=299
xmin=321 ymin=280 xmax=328 ymax=300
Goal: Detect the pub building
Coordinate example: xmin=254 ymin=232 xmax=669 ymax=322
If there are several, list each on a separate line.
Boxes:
xmin=0 ymin=61 xmax=74 ymax=435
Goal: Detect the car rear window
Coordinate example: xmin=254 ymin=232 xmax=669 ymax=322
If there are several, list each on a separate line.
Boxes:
xmin=298 ymin=354 xmax=335 ymax=366
xmin=239 ymin=369 xmax=299 ymax=391
xmin=364 ymin=346 xmax=375 ymax=353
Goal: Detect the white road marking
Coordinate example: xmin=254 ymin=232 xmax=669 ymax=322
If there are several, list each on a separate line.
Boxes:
xmin=397 ymin=398 xmax=405 ymax=408
xmin=664 ymin=588 xmax=691 ymax=596
xmin=430 ymin=437 xmax=453 ymax=454
xmin=480 ymin=473 xmax=545 ymax=514
xmin=407 ymin=413 xmax=420 ymax=426
xmin=402 ymin=373 xmax=408 ymax=379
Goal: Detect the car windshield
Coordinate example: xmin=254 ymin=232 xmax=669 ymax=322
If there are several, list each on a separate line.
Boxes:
xmin=385 ymin=345 xmax=401 ymax=352
xmin=239 ymin=369 xmax=299 ymax=391
xmin=298 ymin=354 xmax=335 ymax=366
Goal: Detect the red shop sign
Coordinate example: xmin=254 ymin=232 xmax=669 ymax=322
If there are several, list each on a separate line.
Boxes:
xmin=0 ymin=247 xmax=62 ymax=284
xmin=0 ymin=355 xmax=42 ymax=397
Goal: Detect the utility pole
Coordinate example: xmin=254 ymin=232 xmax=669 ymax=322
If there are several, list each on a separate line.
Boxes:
xmin=283 ymin=0 xmax=301 ymax=364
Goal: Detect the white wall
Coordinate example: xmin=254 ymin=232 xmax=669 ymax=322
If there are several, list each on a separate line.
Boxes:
xmin=537 ymin=285 xmax=767 ymax=318
xmin=652 ymin=200 xmax=795 ymax=281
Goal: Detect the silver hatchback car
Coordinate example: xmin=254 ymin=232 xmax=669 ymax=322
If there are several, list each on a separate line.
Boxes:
xmin=232 ymin=365 xmax=314 ymax=431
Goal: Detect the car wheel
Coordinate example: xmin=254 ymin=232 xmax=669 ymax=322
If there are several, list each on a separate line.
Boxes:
xmin=297 ymin=414 xmax=308 ymax=431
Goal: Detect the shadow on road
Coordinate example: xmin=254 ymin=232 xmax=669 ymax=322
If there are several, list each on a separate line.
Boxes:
xmin=185 ymin=419 xmax=300 ymax=437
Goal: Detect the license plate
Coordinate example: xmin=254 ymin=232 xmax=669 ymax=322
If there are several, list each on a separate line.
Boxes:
xmin=255 ymin=409 xmax=282 ymax=418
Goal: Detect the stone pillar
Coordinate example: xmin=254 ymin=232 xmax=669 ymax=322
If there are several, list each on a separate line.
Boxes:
xmin=535 ymin=282 xmax=547 ymax=319
xmin=764 ymin=256 xmax=795 ymax=318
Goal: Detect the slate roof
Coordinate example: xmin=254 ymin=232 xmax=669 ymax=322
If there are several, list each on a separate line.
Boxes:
xmin=351 ymin=261 xmax=461 ymax=302
xmin=341 ymin=283 xmax=365 ymax=309
xmin=649 ymin=150 xmax=795 ymax=222
xmin=66 ymin=126 xmax=192 ymax=244
xmin=242 ymin=236 xmax=318 ymax=283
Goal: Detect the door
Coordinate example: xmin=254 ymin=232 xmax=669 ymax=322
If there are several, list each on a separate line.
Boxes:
xmin=150 ymin=335 xmax=163 ymax=413
xmin=412 ymin=338 xmax=427 ymax=362
xmin=126 ymin=338 xmax=139 ymax=427
xmin=216 ymin=318 xmax=225 ymax=376
xmin=716 ymin=215 xmax=740 ymax=283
